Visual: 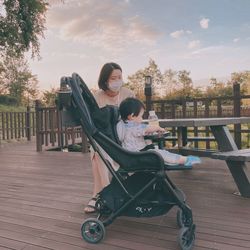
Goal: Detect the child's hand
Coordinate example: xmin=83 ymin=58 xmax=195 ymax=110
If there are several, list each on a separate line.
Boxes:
xmin=145 ymin=125 xmax=165 ymax=134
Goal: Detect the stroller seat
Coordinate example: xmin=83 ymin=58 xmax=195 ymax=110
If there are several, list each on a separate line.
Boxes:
xmin=57 ymin=73 xmax=196 ymax=250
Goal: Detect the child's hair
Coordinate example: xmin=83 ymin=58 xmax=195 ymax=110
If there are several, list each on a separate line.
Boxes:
xmin=119 ymin=97 xmax=145 ymax=121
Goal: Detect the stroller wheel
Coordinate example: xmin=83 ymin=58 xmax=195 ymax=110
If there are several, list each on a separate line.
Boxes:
xmin=177 ymin=209 xmax=192 ymax=228
xmin=81 ymin=218 xmax=105 ymax=244
xmin=178 ymin=225 xmax=195 ymax=250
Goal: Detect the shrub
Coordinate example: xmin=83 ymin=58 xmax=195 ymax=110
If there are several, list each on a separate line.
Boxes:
xmin=0 ymin=95 xmax=18 ymax=105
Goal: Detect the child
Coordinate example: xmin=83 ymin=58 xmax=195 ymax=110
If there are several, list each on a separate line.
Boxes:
xmin=117 ymin=97 xmax=201 ymax=167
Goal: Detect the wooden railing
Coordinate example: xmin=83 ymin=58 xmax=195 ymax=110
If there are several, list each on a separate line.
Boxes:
xmin=147 ymin=85 xmax=250 ymax=149
xmin=35 ymin=101 xmax=88 ymax=152
xmin=2 ymin=84 xmax=250 ymax=152
xmin=0 ymin=106 xmax=35 ymax=142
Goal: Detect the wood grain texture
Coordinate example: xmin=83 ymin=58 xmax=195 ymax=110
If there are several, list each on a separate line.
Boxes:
xmin=0 ymin=141 xmax=250 ymax=250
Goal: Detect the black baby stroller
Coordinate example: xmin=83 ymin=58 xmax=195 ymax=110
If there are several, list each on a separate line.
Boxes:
xmin=57 ymin=73 xmax=196 ymax=250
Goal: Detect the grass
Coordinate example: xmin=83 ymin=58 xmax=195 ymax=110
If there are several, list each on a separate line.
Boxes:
xmin=166 ymin=125 xmax=250 ymax=150
xmin=0 ymin=104 xmax=28 ymax=112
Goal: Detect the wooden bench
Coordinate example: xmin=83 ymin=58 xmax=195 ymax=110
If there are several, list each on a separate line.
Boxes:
xmin=164 ymin=136 xmax=215 ymax=142
xmin=212 ymin=149 xmax=250 ymax=162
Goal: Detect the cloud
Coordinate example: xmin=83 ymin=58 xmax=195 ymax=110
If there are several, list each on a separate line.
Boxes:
xmin=233 ymin=38 xmax=240 ymax=43
xmin=200 ymin=18 xmax=210 ymax=29
xmin=190 ymin=46 xmax=226 ymax=56
xmin=127 ymin=16 xmax=160 ymax=44
xmin=170 ymin=30 xmax=185 ymax=38
xmin=188 ymin=40 xmax=201 ymax=49
xmin=170 ymin=29 xmax=192 ymax=39
xmin=48 ymin=0 xmax=65 ymax=6
xmin=47 ymin=0 xmax=161 ymax=54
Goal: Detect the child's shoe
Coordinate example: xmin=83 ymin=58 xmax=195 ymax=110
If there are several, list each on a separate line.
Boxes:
xmin=184 ymin=156 xmax=201 ymax=167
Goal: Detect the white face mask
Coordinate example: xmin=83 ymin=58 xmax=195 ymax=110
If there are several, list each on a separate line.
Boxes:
xmin=108 ymin=80 xmax=123 ymax=92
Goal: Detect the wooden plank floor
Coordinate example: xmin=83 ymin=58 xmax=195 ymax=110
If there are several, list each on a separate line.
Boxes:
xmin=0 ymin=141 xmax=250 ymax=250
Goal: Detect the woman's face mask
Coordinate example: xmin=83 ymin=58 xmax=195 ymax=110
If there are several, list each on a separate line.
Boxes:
xmin=108 ymin=79 xmax=123 ymax=92
xmin=107 ymin=69 xmax=123 ymax=92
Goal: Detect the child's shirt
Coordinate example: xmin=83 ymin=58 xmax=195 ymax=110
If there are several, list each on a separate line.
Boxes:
xmin=116 ymin=120 xmax=148 ymax=151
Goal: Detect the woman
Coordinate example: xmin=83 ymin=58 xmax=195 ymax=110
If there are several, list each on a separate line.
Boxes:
xmin=84 ymin=62 xmax=134 ymax=213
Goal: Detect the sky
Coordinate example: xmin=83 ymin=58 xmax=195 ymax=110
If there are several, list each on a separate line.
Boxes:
xmin=28 ymin=0 xmax=250 ymax=91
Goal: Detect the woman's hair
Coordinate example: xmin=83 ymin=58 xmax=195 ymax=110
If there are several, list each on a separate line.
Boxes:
xmin=119 ymin=97 xmax=145 ymax=121
xmin=98 ymin=62 xmax=122 ymax=91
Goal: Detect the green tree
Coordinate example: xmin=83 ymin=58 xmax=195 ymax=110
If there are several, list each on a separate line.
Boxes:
xmin=0 ymin=55 xmax=38 ymax=105
xmin=127 ymin=69 xmax=145 ymax=99
xmin=202 ymin=77 xmax=233 ymax=105
xmin=145 ymin=58 xmax=163 ymax=97
xmin=0 ymin=0 xmax=48 ymax=58
xmin=127 ymin=58 xmax=163 ymax=99
xmin=231 ymin=71 xmax=250 ymax=94
xmin=41 ymin=87 xmax=57 ymax=106
xmin=166 ymin=70 xmax=195 ymax=100
xmin=162 ymin=69 xmax=178 ymax=96
xmin=205 ymin=77 xmax=233 ymax=98
xmin=178 ymin=70 xmax=193 ymax=97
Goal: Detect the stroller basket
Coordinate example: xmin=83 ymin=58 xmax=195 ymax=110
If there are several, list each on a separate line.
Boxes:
xmin=99 ymin=172 xmax=184 ymax=218
xmin=57 ymin=73 xmax=196 ymax=250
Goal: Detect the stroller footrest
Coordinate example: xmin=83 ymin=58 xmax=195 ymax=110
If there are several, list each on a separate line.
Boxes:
xmin=164 ymin=164 xmax=192 ymax=171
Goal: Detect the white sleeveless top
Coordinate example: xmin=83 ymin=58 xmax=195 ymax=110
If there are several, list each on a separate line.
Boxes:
xmin=94 ymin=87 xmax=134 ymax=108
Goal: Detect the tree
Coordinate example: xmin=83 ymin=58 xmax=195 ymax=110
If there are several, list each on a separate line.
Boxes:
xmin=0 ymin=55 xmax=39 ymax=105
xmin=127 ymin=58 xmax=163 ymax=99
xmin=0 ymin=0 xmax=48 ymax=58
xmin=178 ymin=70 xmax=193 ymax=97
xmin=203 ymin=77 xmax=233 ymax=105
xmin=231 ymin=71 xmax=250 ymax=94
xmin=41 ymin=87 xmax=57 ymax=106
xmin=145 ymin=59 xmax=163 ymax=98
xmin=162 ymin=69 xmax=178 ymax=96
xmin=166 ymin=70 xmax=195 ymax=100
xmin=127 ymin=69 xmax=145 ymax=99
xmin=230 ymin=71 xmax=250 ymax=106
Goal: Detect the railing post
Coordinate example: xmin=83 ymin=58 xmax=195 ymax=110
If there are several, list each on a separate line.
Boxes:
xmin=35 ymin=100 xmax=42 ymax=152
xmin=217 ymin=99 xmax=222 ymax=117
xmin=144 ymin=75 xmax=152 ymax=118
xmin=26 ymin=106 xmax=31 ymax=141
xmin=233 ymin=83 xmax=241 ymax=148
xmin=160 ymin=102 xmax=165 ymax=119
xmin=57 ymin=109 xmax=64 ymax=150
xmin=182 ymin=99 xmax=186 ymax=118
xmin=171 ymin=102 xmax=176 ymax=146
xmin=145 ymin=95 xmax=152 ymax=118
xmin=194 ymin=100 xmax=198 ymax=148
xmin=81 ymin=130 xmax=89 ymax=153
xmin=204 ymin=99 xmax=210 ymax=149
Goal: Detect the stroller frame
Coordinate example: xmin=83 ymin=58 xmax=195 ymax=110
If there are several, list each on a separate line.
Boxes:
xmin=57 ymin=73 xmax=196 ymax=250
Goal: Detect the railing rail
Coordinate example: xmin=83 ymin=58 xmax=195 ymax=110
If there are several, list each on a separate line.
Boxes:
xmin=35 ymin=100 xmax=87 ymax=152
xmin=0 ymin=106 xmax=35 ymax=142
xmin=2 ymin=84 xmax=250 ymax=151
xmin=147 ymin=85 xmax=250 ymax=149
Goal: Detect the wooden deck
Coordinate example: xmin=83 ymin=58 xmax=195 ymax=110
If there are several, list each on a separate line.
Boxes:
xmin=0 ymin=141 xmax=250 ymax=250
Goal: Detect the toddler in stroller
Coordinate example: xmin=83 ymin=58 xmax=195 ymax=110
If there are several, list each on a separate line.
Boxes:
xmin=117 ymin=97 xmax=201 ymax=167
xmin=57 ymin=73 xmax=196 ymax=250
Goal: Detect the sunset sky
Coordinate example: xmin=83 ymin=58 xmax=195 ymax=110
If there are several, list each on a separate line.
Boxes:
xmin=28 ymin=0 xmax=250 ymax=91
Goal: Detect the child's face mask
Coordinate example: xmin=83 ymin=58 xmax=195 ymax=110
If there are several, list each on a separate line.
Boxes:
xmin=108 ymin=80 xmax=123 ymax=92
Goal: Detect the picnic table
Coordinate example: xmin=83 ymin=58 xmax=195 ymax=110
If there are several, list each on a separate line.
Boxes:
xmin=159 ymin=117 xmax=250 ymax=198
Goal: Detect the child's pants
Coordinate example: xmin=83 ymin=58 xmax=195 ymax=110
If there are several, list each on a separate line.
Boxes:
xmin=152 ymin=149 xmax=182 ymax=165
